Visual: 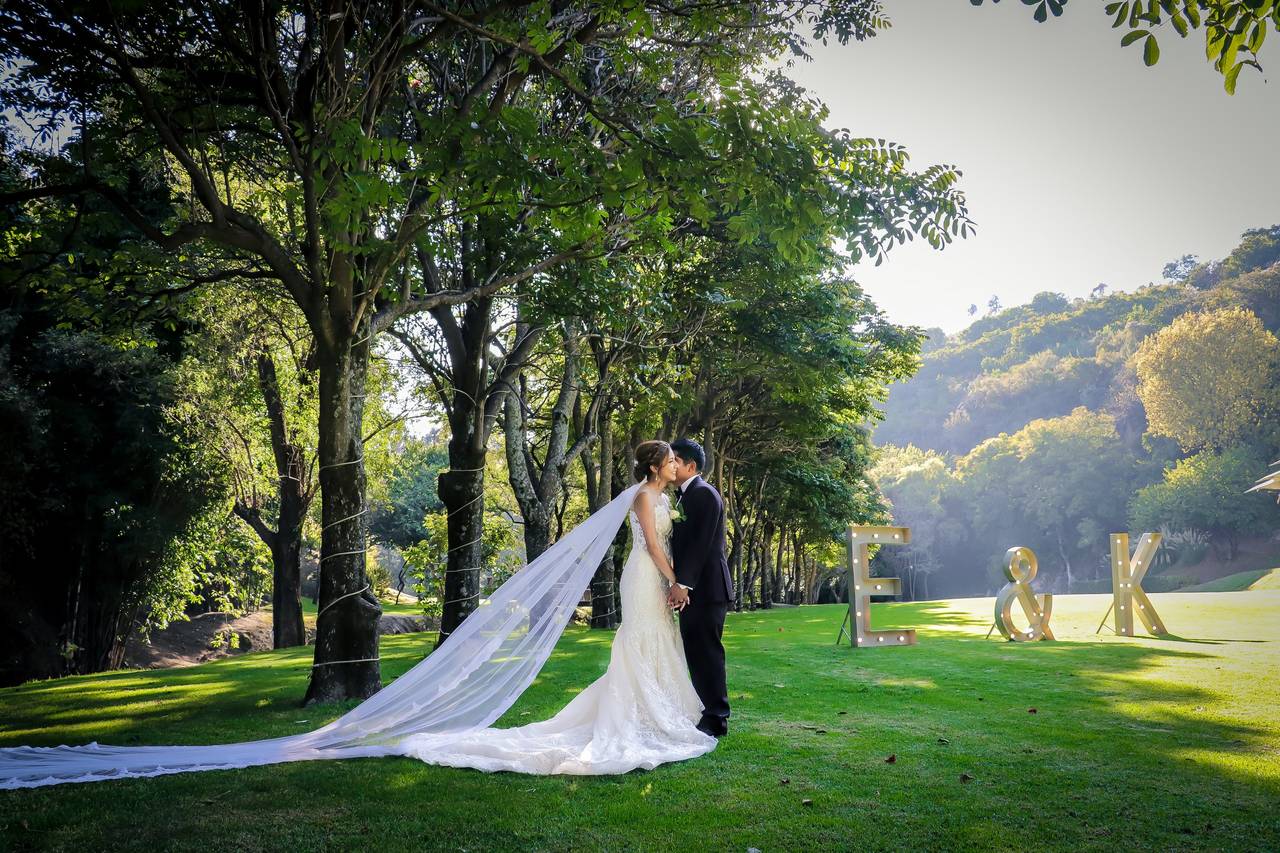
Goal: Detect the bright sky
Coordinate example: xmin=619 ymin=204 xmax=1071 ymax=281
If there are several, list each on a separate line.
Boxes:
xmin=781 ymin=1 xmax=1280 ymax=333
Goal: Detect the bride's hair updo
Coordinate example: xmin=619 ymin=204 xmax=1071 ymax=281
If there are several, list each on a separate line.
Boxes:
xmin=633 ymin=440 xmax=671 ymax=483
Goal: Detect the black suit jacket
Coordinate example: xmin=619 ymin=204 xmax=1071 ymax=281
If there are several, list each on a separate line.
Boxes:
xmin=671 ymin=476 xmax=734 ymax=604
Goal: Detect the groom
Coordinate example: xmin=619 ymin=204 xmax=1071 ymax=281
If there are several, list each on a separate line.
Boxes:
xmin=667 ymin=438 xmax=733 ymax=738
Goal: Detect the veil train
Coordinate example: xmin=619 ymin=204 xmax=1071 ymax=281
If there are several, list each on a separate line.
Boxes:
xmin=0 ymin=484 xmax=644 ymax=789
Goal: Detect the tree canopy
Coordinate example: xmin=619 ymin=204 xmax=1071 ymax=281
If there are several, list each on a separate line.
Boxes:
xmin=1 ymin=1 xmax=971 ymax=692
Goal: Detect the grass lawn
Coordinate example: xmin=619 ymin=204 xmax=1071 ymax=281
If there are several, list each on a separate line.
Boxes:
xmin=1181 ymin=567 xmax=1280 ymax=593
xmin=2 ymin=591 xmax=1278 ymax=852
xmin=300 ymin=597 xmax=424 ymax=618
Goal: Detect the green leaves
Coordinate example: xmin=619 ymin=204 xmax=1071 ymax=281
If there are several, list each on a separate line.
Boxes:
xmin=1121 ymin=29 xmax=1149 ymax=47
xmin=1224 ymin=59 xmax=1245 ymax=91
xmin=984 ymin=0 xmax=1278 ymax=92
xmin=1144 ymin=31 xmax=1162 ymax=63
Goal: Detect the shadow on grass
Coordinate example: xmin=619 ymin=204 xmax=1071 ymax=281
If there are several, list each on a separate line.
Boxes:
xmin=1141 ymin=633 xmax=1269 ymax=645
xmin=759 ymin=604 xmax=1278 ymax=790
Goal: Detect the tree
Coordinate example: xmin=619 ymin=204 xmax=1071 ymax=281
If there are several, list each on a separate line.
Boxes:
xmin=0 ymin=307 xmax=222 ymax=685
xmin=1010 ymin=408 xmax=1135 ymax=591
xmin=1134 ymin=308 xmax=1280 ymax=452
xmin=870 ymin=445 xmax=957 ymax=600
xmin=955 ymin=408 xmax=1136 ymax=592
xmin=171 ymin=287 xmax=320 ymax=649
xmin=1163 ymin=255 xmax=1199 ymax=282
xmin=3 ymin=1 xmax=502 ymax=702
xmin=1220 ymin=225 xmax=1280 ymax=279
xmin=503 ymin=322 xmax=595 ymax=562
xmin=1130 ymin=446 xmax=1276 ymax=560
xmin=369 ymin=439 xmax=447 ymax=552
xmin=1030 ymin=291 xmax=1071 ymax=314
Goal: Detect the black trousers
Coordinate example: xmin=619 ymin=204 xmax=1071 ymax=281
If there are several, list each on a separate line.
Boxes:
xmin=678 ymin=600 xmax=730 ymax=727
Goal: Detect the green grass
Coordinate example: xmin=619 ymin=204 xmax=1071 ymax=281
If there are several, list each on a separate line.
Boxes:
xmin=1181 ymin=567 xmax=1280 ymax=593
xmin=299 ymin=596 xmax=424 ymax=618
xmin=2 ymin=592 xmax=1278 ymax=852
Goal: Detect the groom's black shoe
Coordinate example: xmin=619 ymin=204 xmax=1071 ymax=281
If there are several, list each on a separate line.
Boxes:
xmin=697 ymin=717 xmax=728 ymax=738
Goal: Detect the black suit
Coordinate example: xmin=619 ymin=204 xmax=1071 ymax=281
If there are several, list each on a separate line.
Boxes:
xmin=671 ymin=475 xmax=733 ymax=732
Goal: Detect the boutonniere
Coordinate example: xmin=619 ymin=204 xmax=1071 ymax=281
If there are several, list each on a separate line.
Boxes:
xmin=669 ymin=503 xmax=687 ymax=524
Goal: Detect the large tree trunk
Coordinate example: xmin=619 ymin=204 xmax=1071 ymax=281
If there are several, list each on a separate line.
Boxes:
xmin=759 ymin=522 xmax=774 ymax=608
xmin=435 ymin=295 xmax=498 ymax=645
xmin=1055 ymin=527 xmax=1074 ymax=594
xmin=792 ymin=535 xmax=802 ymax=605
xmin=771 ymin=523 xmax=785 ymax=606
xmin=305 ymin=328 xmax=382 ymax=705
xmin=587 ymin=407 xmax=619 ymax=628
xmin=505 ymin=327 xmax=587 ymax=563
xmin=742 ymin=523 xmax=760 ymax=609
xmin=505 ymin=391 xmax=552 ymax=559
xmin=273 ymin=495 xmax=306 ymax=648
xmin=438 ymin=441 xmax=487 ymax=647
xmin=724 ymin=466 xmax=745 ymax=612
xmin=255 ymin=351 xmax=307 ymax=649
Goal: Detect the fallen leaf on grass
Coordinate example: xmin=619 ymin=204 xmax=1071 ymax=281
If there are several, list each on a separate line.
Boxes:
xmin=779 ymin=778 xmax=790 ymax=785
xmin=1028 ymin=708 xmax=1037 ymax=714
xmin=884 ymin=754 xmax=896 ymax=763
xmin=801 ymin=798 xmax=813 ymax=807
xmin=937 ymin=737 xmax=950 ymax=744
xmin=815 ymin=729 xmax=827 ymax=734
xmin=837 ymin=710 xmax=848 ymax=715
xmin=773 ymin=683 xmax=786 ymax=689
xmin=960 ymin=773 xmax=974 ymax=783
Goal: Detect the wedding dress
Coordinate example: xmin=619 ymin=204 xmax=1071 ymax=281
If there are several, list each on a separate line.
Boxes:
xmin=0 ymin=483 xmax=714 ymax=788
xmin=395 ymin=490 xmax=716 ymax=774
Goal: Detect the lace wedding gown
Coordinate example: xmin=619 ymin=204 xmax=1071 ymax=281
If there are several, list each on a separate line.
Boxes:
xmin=0 ymin=484 xmax=715 ymax=788
xmin=394 ymin=491 xmax=717 ymax=774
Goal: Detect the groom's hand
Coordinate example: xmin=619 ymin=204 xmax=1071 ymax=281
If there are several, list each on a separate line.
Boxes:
xmin=668 ymin=584 xmax=690 ymax=610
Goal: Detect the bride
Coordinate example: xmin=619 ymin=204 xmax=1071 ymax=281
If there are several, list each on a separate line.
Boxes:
xmin=0 ymin=441 xmax=715 ymax=788
xmin=396 ymin=440 xmax=716 ymax=774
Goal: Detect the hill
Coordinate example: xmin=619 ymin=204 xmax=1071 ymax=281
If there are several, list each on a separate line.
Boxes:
xmin=877 ymin=227 xmax=1280 ymax=455
xmin=867 ymin=226 xmax=1280 ymax=599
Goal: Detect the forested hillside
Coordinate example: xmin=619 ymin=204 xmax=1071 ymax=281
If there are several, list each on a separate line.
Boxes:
xmin=870 ymin=226 xmax=1280 ymax=599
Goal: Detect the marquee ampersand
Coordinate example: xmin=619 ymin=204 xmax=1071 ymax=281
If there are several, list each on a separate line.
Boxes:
xmin=994 ymin=547 xmax=1054 ymax=642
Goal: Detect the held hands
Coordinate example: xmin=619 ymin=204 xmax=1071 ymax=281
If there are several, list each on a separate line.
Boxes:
xmin=667 ymin=582 xmax=690 ymax=611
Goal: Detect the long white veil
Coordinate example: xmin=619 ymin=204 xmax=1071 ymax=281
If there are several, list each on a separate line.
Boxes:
xmin=0 ymin=483 xmax=644 ymax=789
